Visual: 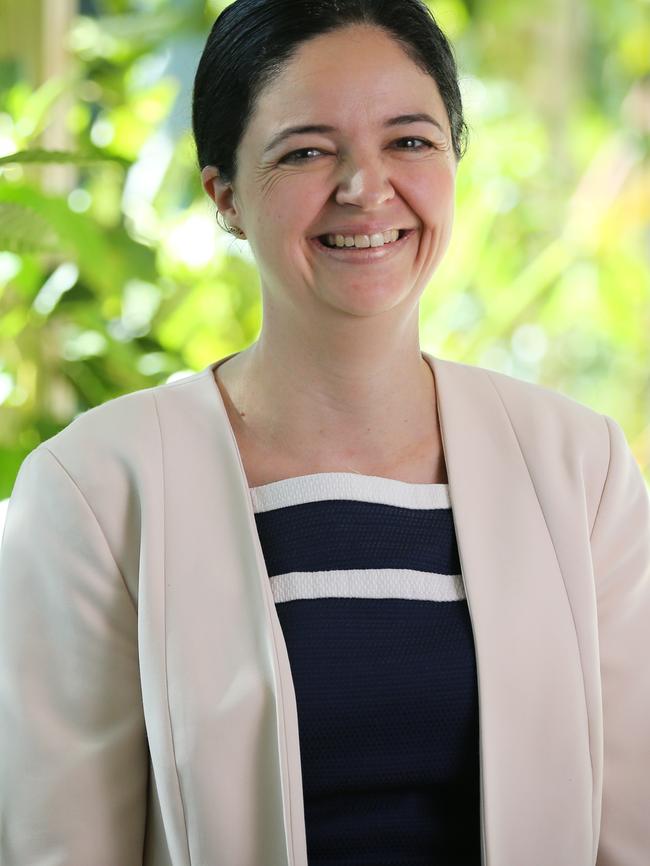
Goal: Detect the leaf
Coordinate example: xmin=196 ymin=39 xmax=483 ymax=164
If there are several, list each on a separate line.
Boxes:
xmin=0 ymin=149 xmax=130 ymax=168
xmin=0 ymin=185 xmax=157 ymax=293
xmin=0 ymin=202 xmax=60 ymax=253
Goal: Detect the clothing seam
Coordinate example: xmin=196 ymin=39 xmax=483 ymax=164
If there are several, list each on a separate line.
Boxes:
xmin=589 ymin=414 xmax=612 ymax=542
xmin=42 ymin=445 xmax=137 ymax=615
xmin=151 ymin=390 xmax=192 ymax=865
xmin=484 ymin=370 xmax=595 ymax=857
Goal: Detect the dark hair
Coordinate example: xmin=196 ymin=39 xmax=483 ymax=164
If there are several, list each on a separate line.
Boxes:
xmin=192 ymin=0 xmax=469 ymax=187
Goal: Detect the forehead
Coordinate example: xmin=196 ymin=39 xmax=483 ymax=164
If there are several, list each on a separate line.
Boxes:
xmin=246 ymin=25 xmax=447 ymax=140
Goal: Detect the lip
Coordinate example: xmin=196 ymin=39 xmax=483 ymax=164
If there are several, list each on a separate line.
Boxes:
xmin=310 ymin=228 xmax=416 ymax=264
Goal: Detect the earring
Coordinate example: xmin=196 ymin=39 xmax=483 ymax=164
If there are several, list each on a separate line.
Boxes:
xmin=216 ymin=211 xmax=247 ymax=240
xmin=229 ymin=225 xmax=247 ymax=240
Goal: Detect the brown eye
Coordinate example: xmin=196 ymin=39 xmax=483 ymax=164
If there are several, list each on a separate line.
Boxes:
xmin=394 ymin=137 xmax=435 ymax=151
xmin=279 ymin=148 xmax=325 ymax=164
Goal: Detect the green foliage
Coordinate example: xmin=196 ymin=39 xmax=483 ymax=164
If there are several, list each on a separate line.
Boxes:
xmin=0 ymin=0 xmax=648 ymax=498
xmin=0 ymin=148 xmax=130 ymax=166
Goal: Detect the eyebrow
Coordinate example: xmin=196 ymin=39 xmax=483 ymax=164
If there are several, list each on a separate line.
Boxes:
xmin=263 ymin=112 xmax=446 ymax=155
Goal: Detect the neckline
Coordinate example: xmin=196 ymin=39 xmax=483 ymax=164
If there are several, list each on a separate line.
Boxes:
xmin=248 ymin=470 xmax=448 ymax=491
xmin=247 ymin=469 xmax=451 ymax=514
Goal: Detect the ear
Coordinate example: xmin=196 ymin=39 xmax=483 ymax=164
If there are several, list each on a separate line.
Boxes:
xmin=200 ymin=165 xmax=239 ymax=224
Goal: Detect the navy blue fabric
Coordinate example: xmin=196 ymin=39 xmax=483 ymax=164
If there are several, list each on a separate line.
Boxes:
xmin=252 ymin=478 xmax=481 ymax=865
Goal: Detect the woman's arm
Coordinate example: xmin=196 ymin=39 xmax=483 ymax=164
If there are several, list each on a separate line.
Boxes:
xmin=0 ymin=445 xmax=148 ymax=865
xmin=591 ymin=414 xmax=650 ymax=866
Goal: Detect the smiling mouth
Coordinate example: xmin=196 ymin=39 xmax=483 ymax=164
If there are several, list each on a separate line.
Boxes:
xmin=316 ymin=228 xmax=411 ymax=249
xmin=312 ymin=229 xmax=416 ymax=256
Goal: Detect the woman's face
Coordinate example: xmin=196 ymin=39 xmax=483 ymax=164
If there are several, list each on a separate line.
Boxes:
xmin=203 ymin=24 xmax=458 ymax=320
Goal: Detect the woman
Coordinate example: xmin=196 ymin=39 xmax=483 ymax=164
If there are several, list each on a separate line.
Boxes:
xmin=0 ymin=1 xmax=648 ymax=864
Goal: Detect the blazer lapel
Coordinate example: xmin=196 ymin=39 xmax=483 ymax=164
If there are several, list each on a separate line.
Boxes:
xmin=153 ymin=361 xmax=303 ymax=866
xmin=152 ymin=351 xmax=593 ymax=866
xmin=429 ymin=352 xmax=593 ymax=864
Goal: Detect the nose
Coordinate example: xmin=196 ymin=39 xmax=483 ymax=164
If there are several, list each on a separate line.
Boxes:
xmin=334 ymin=153 xmax=395 ymax=210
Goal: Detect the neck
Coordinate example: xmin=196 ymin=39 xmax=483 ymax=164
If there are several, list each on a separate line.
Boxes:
xmin=219 ymin=338 xmax=439 ymax=469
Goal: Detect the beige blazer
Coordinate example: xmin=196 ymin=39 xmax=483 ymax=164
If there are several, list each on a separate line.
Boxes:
xmin=1 ymin=350 xmax=649 ymax=866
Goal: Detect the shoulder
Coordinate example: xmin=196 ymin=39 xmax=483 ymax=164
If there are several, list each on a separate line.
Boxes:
xmin=437 ymin=353 xmax=598 ymax=416
xmin=437 ymin=354 xmax=606 ymax=436
xmin=18 ymin=366 xmax=213 ymax=498
xmin=484 ymin=363 xmax=604 ymax=430
xmin=433 ymin=354 xmax=611 ymax=494
xmin=48 ymin=366 xmax=209 ymax=446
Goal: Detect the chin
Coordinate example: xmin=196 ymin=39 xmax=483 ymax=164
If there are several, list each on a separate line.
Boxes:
xmin=319 ymin=282 xmax=415 ymax=317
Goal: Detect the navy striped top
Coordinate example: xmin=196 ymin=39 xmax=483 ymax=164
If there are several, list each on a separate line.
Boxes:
xmin=250 ymin=472 xmax=481 ymax=866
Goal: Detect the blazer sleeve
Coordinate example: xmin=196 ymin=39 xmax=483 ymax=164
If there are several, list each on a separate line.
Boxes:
xmin=0 ymin=445 xmax=148 ymax=865
xmin=591 ymin=414 xmax=650 ymax=866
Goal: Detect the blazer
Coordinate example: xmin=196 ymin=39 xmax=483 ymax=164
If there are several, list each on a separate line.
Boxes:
xmin=0 ymin=350 xmax=649 ymax=866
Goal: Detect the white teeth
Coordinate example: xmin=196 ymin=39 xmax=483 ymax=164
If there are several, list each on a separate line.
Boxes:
xmin=325 ymin=229 xmax=401 ymax=249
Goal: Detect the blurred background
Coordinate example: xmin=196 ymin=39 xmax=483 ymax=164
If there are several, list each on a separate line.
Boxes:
xmin=0 ymin=0 xmax=648 ymax=527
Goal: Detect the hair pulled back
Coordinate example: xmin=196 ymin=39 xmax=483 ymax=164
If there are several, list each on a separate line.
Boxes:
xmin=192 ymin=0 xmax=469 ymax=187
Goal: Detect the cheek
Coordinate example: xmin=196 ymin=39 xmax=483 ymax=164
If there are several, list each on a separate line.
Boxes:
xmin=268 ymin=187 xmax=328 ymax=259
xmin=269 ymin=178 xmax=321 ymax=219
xmin=415 ymin=170 xmax=455 ymax=221
xmin=258 ymin=217 xmax=309 ymax=270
